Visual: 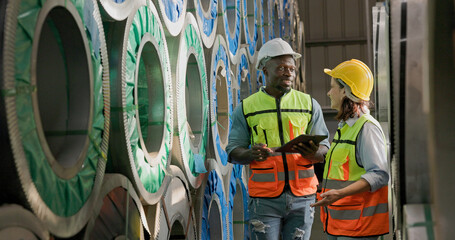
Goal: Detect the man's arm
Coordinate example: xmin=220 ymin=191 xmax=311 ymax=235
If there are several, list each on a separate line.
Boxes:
xmin=226 ymin=104 xmax=253 ymax=164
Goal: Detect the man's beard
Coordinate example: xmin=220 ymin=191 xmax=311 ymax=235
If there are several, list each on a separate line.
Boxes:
xmin=274 ymin=84 xmax=291 ymax=94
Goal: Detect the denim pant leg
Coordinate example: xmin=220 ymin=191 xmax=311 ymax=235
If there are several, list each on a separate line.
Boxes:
xmin=248 ymin=196 xmax=285 ymax=240
xmin=281 ymin=193 xmax=315 ymax=240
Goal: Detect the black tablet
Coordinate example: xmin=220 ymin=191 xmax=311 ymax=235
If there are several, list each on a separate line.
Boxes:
xmin=275 ymin=134 xmax=328 ymax=153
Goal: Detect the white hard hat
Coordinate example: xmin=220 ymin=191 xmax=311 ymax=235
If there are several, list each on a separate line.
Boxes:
xmin=255 ymin=38 xmax=301 ymax=70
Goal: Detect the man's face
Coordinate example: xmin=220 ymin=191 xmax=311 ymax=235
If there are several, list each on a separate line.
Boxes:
xmin=263 ymin=55 xmax=296 ymax=94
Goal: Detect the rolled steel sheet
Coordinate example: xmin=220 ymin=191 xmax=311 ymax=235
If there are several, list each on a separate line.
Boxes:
xmin=218 ymin=0 xmax=242 ymax=63
xmin=251 ymin=69 xmax=266 ymax=93
xmin=193 ymin=159 xmax=230 ymax=240
xmin=106 ymin=0 xmax=173 ymax=205
xmin=224 ymin=164 xmax=249 ymax=240
xmin=241 ymin=0 xmax=259 ymax=63
xmin=233 ymin=47 xmax=252 ymax=107
xmin=296 ymin=20 xmax=305 ymax=92
xmin=145 ymin=165 xmax=197 ymax=240
xmin=282 ymin=0 xmax=294 ymax=43
xmin=83 ymin=174 xmax=149 ymax=240
xmin=290 ymin=0 xmax=300 ymax=51
xmin=152 ymin=0 xmax=187 ymax=36
xmin=207 ymin=35 xmax=234 ymax=177
xmin=271 ymin=0 xmax=283 ymax=38
xmin=0 ymin=204 xmax=49 ymax=240
xmin=98 ymin=0 xmax=137 ymax=21
xmin=188 ymin=0 xmax=218 ymax=48
xmin=257 ymin=0 xmax=273 ymax=43
xmin=0 ymin=0 xmax=110 ymax=237
xmin=168 ymin=13 xmax=210 ymax=189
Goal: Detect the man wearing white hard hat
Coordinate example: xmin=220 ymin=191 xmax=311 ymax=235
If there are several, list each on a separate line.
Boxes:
xmin=226 ymin=38 xmax=330 ymax=239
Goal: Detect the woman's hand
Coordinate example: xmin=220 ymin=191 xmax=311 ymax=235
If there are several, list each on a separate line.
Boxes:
xmin=311 ymin=189 xmax=344 ymax=207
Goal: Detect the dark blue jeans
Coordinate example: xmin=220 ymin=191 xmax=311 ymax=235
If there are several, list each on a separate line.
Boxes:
xmin=248 ymin=191 xmax=315 ymax=240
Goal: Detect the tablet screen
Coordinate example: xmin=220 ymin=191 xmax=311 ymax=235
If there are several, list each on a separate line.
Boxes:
xmin=275 ymin=134 xmax=328 ymax=153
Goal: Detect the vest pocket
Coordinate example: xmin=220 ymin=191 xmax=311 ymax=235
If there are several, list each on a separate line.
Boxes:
xmin=249 ymin=160 xmax=278 ymax=191
xmin=327 ymin=204 xmax=362 ymax=231
xmin=294 ymin=163 xmax=317 ymax=188
xmin=253 ymin=117 xmax=279 ymax=146
xmin=288 ymin=115 xmax=309 ymax=137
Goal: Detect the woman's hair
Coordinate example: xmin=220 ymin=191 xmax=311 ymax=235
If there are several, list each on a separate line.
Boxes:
xmin=335 ymin=80 xmax=372 ymax=121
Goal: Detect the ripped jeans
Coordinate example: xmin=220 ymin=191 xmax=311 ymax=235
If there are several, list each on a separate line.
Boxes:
xmin=248 ymin=191 xmax=315 ymax=240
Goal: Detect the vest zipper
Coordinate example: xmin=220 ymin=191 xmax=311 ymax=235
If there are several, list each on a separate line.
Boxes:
xmin=275 ymin=98 xmax=290 ymax=191
xmin=323 ymin=128 xmax=341 ymax=233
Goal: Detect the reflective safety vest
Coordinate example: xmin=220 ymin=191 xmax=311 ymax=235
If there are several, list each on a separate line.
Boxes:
xmin=319 ymin=114 xmax=388 ymax=237
xmin=242 ymin=89 xmax=318 ymax=197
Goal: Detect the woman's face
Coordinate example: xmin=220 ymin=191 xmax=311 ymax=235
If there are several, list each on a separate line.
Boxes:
xmin=327 ymin=78 xmax=346 ymax=111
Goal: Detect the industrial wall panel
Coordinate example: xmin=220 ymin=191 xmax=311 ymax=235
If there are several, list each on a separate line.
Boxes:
xmin=306 ymin=0 xmax=325 ymax=40
xmin=344 ymin=0 xmax=364 ymax=38
xmin=307 ymin=46 xmax=327 ymax=105
xmin=326 ymin=0 xmax=343 ymax=39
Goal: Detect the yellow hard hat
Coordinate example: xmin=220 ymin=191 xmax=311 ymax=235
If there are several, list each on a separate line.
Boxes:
xmin=324 ymin=59 xmax=373 ymax=101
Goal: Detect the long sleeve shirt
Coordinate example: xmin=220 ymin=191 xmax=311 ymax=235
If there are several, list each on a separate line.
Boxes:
xmin=342 ymin=113 xmax=390 ymax=192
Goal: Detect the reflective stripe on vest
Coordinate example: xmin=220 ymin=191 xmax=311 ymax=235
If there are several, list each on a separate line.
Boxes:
xmin=243 ymin=89 xmax=317 ymax=197
xmin=324 ymin=203 xmax=388 ymax=220
xmin=320 ymin=114 xmax=389 ymax=237
xmin=251 ymin=169 xmax=315 ymax=182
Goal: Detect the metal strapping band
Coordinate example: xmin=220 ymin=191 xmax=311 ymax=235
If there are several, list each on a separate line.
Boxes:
xmin=88 ymin=134 xmax=107 ymax=161
xmin=329 ymin=208 xmax=361 ymax=220
xmin=362 ymin=203 xmax=388 ymax=217
xmin=1 ymin=85 xmax=37 ymax=96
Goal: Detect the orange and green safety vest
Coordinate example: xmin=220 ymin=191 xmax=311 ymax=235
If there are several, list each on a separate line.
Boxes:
xmin=243 ymin=89 xmax=318 ymax=197
xmin=320 ymin=113 xmax=389 ymax=237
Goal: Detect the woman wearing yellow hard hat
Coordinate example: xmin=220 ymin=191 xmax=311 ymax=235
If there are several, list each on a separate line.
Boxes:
xmin=311 ymin=59 xmax=390 ymax=239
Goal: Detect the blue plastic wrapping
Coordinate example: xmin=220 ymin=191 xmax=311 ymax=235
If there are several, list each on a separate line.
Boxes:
xmin=162 ymin=0 xmax=184 ymax=23
xmin=258 ymin=0 xmax=266 ymax=44
xmin=242 ymin=0 xmax=258 ymax=58
xmin=236 ymin=52 xmax=251 ymax=104
xmin=228 ymin=164 xmax=249 ymax=240
xmin=197 ymin=0 xmax=217 ymax=38
xmin=212 ymin=41 xmax=233 ymax=167
xmin=221 ymin=0 xmax=241 ymax=57
xmin=194 ymin=153 xmax=208 ymax=173
xmin=202 ymin=170 xmax=229 ymax=240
